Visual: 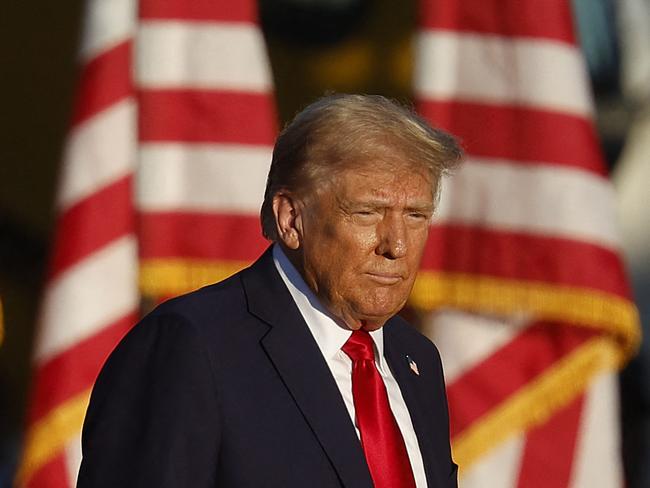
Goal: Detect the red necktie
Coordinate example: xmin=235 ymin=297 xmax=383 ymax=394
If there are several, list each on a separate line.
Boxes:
xmin=342 ymin=330 xmax=416 ymax=488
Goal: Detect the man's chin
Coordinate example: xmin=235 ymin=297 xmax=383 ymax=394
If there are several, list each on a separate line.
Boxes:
xmin=333 ymin=300 xmax=404 ymax=331
xmin=358 ymin=302 xmax=407 ymax=329
xmin=349 ymin=310 xmax=397 ymax=331
xmin=338 ymin=314 xmax=388 ymax=331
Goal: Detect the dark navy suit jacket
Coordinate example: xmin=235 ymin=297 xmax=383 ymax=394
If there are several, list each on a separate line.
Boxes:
xmin=77 ymin=248 xmax=457 ymax=487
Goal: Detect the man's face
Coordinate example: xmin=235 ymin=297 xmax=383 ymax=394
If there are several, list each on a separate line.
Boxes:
xmin=285 ymin=162 xmax=435 ymax=331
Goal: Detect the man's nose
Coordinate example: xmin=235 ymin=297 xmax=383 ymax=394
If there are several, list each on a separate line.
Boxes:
xmin=376 ymin=214 xmax=407 ymax=259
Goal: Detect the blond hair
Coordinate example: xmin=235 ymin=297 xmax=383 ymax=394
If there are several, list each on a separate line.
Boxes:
xmin=260 ymin=93 xmax=462 ymax=240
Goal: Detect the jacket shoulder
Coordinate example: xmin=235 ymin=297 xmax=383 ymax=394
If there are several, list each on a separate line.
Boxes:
xmin=151 ymin=272 xmax=245 ymax=319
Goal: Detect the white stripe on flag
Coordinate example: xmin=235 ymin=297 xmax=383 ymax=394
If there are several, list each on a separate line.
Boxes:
xmin=570 ymin=372 xmax=623 ymax=488
xmin=58 ymin=99 xmax=136 ymax=210
xmin=422 ymin=310 xmax=528 ymax=383
xmin=415 ymin=31 xmax=593 ymax=117
xmin=137 ymin=21 xmax=273 ymax=90
xmin=35 ymin=236 xmax=139 ymax=362
xmin=435 ymin=158 xmax=621 ymax=250
xmin=80 ymin=0 xmax=136 ymax=61
xmin=459 ymin=434 xmax=525 ymax=487
xmin=137 ymin=143 xmax=272 ymax=212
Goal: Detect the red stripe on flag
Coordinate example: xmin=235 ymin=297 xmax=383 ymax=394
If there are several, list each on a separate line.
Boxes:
xmin=138 ymin=212 xmax=268 ymax=261
xmin=418 ymin=100 xmax=607 ymax=175
xmin=516 ymin=394 xmax=585 ymax=488
xmin=419 ymin=0 xmax=576 ymax=44
xmin=138 ymin=90 xmax=277 ymax=145
xmin=140 ymin=0 xmax=259 ymax=23
xmin=23 ymin=452 xmax=70 ymax=488
xmin=26 ymin=313 xmax=136 ymax=424
xmin=447 ymin=322 xmax=596 ymax=438
xmin=48 ymin=175 xmax=134 ymax=280
xmin=423 ymin=224 xmax=632 ymax=298
xmin=71 ymin=40 xmax=132 ymax=127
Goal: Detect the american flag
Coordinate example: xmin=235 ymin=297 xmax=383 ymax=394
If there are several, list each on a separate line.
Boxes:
xmin=414 ymin=0 xmax=639 ymax=486
xmin=16 ymin=0 xmax=140 ymax=484
xmin=16 ymin=0 xmax=275 ymax=486
xmin=136 ymin=0 xmax=277 ymax=298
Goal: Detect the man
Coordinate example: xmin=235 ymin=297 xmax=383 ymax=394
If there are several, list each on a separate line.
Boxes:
xmin=77 ymin=94 xmax=462 ymax=487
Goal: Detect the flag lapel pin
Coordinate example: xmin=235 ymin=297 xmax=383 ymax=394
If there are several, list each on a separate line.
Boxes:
xmin=406 ymin=355 xmax=419 ymax=376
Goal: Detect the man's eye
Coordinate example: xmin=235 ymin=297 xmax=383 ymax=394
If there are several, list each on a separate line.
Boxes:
xmin=407 ymin=212 xmax=431 ymax=223
xmin=352 ymin=210 xmax=380 ymax=222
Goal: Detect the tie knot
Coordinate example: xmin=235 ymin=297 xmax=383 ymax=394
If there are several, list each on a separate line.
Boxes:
xmin=342 ymin=330 xmax=376 ymax=362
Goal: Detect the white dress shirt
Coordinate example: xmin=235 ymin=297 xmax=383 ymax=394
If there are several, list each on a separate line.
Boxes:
xmin=273 ymin=245 xmax=428 ymax=487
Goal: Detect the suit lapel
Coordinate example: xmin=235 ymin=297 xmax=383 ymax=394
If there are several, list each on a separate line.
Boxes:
xmin=384 ymin=322 xmax=442 ymax=487
xmin=241 ymin=249 xmax=373 ymax=488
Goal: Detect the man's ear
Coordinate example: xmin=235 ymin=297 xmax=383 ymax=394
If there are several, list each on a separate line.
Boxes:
xmin=272 ymin=193 xmax=303 ymax=250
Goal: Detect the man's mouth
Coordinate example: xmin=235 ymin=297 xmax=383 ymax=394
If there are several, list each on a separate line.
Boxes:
xmin=365 ymin=272 xmax=403 ymax=285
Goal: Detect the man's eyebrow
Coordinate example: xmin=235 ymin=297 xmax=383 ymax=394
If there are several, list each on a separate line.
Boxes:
xmin=339 ymin=197 xmax=389 ymax=209
xmin=405 ymin=203 xmax=435 ymax=213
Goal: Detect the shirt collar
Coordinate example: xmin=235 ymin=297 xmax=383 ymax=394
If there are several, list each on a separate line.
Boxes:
xmin=272 ymin=244 xmax=385 ymax=366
